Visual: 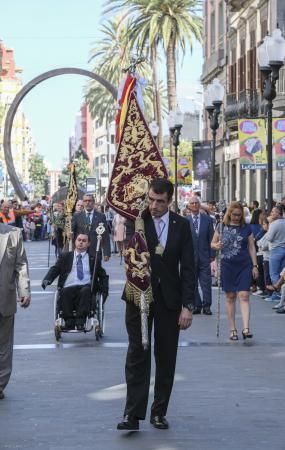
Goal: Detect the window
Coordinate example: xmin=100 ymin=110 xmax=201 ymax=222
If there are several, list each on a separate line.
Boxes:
xmin=95 ymin=136 xmax=104 ymax=147
xmin=111 ymin=134 xmax=115 ymax=144
xmin=247 ymin=30 xmax=256 ymax=90
xmin=261 ymin=20 xmax=268 ymax=39
xmin=210 ymin=12 xmax=215 ymax=50
xmin=238 ymin=39 xmax=246 ymax=92
xmin=229 ymin=48 xmax=237 ymax=94
xmin=218 ymin=2 xmax=224 ymax=39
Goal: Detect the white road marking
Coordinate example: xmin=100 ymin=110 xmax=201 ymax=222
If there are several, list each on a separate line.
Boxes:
xmin=34 ymin=330 xmax=54 ymax=336
xmin=31 ymin=291 xmax=54 ymax=295
xmin=88 ymin=374 xmax=185 ymax=401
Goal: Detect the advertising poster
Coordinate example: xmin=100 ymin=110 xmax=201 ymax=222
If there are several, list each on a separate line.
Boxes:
xmin=273 ymin=118 xmax=285 ymax=168
xmin=162 ymin=154 xmax=175 ymax=184
xmin=162 ymin=141 xmax=192 ymax=185
xmin=238 ymin=119 xmax=267 ymax=169
xmin=192 ymin=141 xmax=212 ymax=180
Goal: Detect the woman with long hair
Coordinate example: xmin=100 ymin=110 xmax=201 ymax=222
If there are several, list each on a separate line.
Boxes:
xmin=211 ymin=201 xmax=259 ymax=340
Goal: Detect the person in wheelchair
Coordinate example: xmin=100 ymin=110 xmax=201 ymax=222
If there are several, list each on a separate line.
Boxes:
xmin=42 ymin=233 xmax=94 ymax=330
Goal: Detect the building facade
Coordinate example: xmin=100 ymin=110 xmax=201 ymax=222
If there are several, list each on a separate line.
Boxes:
xmin=92 ymin=119 xmax=116 ymax=202
xmin=202 ymin=0 xmax=285 ymax=205
xmin=70 ymin=104 xmax=116 ymax=202
xmin=47 ymin=169 xmax=61 ymax=197
xmin=0 ymin=40 xmax=36 ymax=198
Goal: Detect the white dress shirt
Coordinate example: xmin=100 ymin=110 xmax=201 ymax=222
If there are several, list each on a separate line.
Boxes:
xmin=64 ymin=251 xmax=91 ymax=288
xmin=153 ymin=211 xmax=169 ymax=248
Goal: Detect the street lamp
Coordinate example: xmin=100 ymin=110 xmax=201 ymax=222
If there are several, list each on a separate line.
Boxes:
xmin=149 ymin=119 xmax=159 ymax=144
xmin=257 ymin=28 xmax=285 ymax=212
xmin=168 ymin=106 xmax=184 ymax=212
xmin=205 ymin=78 xmax=224 ymax=201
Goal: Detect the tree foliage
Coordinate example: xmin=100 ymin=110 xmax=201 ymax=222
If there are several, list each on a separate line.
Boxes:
xmin=29 ymin=153 xmax=48 ymax=199
xmin=85 ymin=16 xmax=167 ymax=127
xmin=104 ymin=0 xmax=202 ymax=111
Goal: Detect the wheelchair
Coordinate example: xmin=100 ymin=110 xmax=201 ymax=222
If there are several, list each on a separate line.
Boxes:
xmin=53 ymin=268 xmax=109 ymax=342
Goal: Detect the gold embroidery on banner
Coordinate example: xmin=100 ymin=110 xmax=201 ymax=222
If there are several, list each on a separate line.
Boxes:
xmin=110 ymin=97 xmax=165 ymax=215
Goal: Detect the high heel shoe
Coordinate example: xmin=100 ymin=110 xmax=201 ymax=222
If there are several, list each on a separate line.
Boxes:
xmin=230 ymin=329 xmax=238 ymax=341
xmin=242 ymin=328 xmax=253 ymax=339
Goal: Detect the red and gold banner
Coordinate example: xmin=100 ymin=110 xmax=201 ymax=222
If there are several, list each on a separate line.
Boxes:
xmin=115 ymin=74 xmax=136 ymax=144
xmin=107 ymin=91 xmax=167 ymax=220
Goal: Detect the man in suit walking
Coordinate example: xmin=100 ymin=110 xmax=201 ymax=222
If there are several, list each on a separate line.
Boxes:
xmin=186 ymin=196 xmax=214 ymax=315
xmin=0 ymin=222 xmax=31 ymax=400
xmin=71 ymin=194 xmax=111 ymax=261
xmin=42 ymin=233 xmax=94 ymax=329
xmin=117 ymin=178 xmax=196 ymax=431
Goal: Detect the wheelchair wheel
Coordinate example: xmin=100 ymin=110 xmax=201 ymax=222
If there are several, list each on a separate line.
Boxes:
xmin=54 ymin=290 xmax=63 ymax=340
xmin=95 ymin=292 xmax=105 ymax=340
xmin=53 ymin=290 xmax=59 ymax=321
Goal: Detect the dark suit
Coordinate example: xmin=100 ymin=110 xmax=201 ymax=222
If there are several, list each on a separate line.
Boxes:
xmin=187 ymin=213 xmax=214 ymax=309
xmin=43 ymin=251 xmax=94 ymax=319
xmin=123 ymin=210 xmax=196 ymax=420
xmin=71 ymin=210 xmax=111 ymax=258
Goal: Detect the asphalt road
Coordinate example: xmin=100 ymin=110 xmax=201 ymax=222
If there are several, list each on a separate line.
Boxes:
xmin=0 ymin=240 xmax=284 ymax=450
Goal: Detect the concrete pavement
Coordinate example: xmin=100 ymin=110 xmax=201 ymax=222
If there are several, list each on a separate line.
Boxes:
xmin=0 ymin=240 xmax=284 ymax=450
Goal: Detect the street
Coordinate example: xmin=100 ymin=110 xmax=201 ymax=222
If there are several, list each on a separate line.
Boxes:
xmin=0 ymin=240 xmax=285 ymax=450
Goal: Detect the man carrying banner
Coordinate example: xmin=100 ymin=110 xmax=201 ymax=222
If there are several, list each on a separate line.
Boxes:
xmin=117 ymin=178 xmax=196 ymax=431
xmin=108 ymin=62 xmax=196 ymax=430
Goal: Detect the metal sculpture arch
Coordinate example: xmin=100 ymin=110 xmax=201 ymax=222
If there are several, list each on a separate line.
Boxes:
xmin=3 ymin=67 xmax=117 ymax=200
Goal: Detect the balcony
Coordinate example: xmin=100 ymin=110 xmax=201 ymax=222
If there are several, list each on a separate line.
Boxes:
xmin=201 ymin=48 xmax=225 ymax=83
xmin=224 ymin=89 xmax=259 ymax=124
xmin=225 ymin=0 xmax=247 ymax=12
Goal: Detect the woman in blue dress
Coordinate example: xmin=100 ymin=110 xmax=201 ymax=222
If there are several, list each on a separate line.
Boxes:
xmin=211 ymin=202 xmax=259 ymax=340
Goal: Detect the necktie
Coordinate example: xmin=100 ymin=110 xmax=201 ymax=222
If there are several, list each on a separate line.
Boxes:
xmin=76 ymin=254 xmax=84 ymax=280
xmin=154 ymin=218 xmax=163 ymax=237
xmin=87 ymin=213 xmax=92 ymax=224
xmin=193 ymin=215 xmax=199 ymax=234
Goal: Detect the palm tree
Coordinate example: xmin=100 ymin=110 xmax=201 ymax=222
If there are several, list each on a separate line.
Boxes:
xmin=104 ymin=0 xmax=202 ymax=112
xmin=86 ymin=16 xmax=166 ymax=126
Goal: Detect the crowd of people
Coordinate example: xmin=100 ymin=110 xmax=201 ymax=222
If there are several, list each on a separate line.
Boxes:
xmin=0 ymin=195 xmax=128 ymax=259
xmin=181 ymin=195 xmax=285 ymax=329
xmin=1 ymin=185 xmax=285 ymax=431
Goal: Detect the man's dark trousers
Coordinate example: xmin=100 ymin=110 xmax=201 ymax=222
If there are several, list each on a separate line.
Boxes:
xmin=124 ymin=286 xmax=180 ymax=420
xmin=60 ymin=284 xmax=91 ymax=318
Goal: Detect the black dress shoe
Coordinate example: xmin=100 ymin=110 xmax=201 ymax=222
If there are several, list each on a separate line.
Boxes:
xmin=150 ymin=415 xmax=169 ymax=430
xmin=203 ymin=307 xmax=212 ymax=315
xmin=192 ymin=307 xmax=201 ymax=315
xmin=276 ymin=307 xmax=285 ymax=314
xmin=0 ymin=390 xmax=4 ymax=400
xmin=117 ymin=415 xmax=139 ymax=430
